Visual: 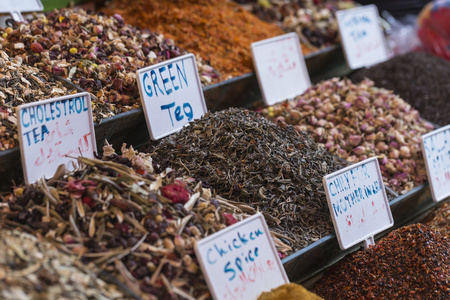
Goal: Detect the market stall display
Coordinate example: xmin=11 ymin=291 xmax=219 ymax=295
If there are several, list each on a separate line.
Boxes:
xmin=0 ymin=8 xmax=216 ymax=120
xmin=144 ymin=107 xmax=345 ymax=253
xmin=259 ymin=78 xmax=434 ymax=194
xmin=349 ymin=52 xmax=450 ymax=126
xmin=3 ymin=144 xmax=264 ymax=299
xmin=101 ymin=0 xmax=287 ymax=80
xmin=0 ymin=50 xmax=78 ymax=151
xmin=312 ymin=224 xmax=450 ymax=299
xmin=235 ymin=0 xmax=355 ymax=52
xmin=0 ymin=229 xmax=132 ymax=299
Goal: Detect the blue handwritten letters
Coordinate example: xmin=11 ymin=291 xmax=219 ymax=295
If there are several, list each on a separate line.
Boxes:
xmin=18 ymin=92 xmax=96 ymax=184
xmin=206 ymin=228 xmax=263 ymax=281
xmin=324 ymin=157 xmax=393 ymax=249
xmin=195 ymin=214 xmax=288 ymax=300
xmin=137 ymin=54 xmax=206 ymax=140
xmin=20 ymin=97 xmax=88 ymax=146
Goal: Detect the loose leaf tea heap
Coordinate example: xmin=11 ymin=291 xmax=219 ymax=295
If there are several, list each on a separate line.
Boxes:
xmin=259 ymin=78 xmax=434 ymax=194
xmin=0 ymin=229 xmax=131 ymax=299
xmin=3 ymin=144 xmax=261 ymax=299
xmin=349 ymin=52 xmax=450 ymax=126
xmin=147 ymin=108 xmax=344 ymax=251
xmin=101 ymin=0 xmax=287 ymax=79
xmin=312 ymin=224 xmax=450 ymax=299
xmin=0 ymin=9 xmax=216 ymax=120
xmin=0 ymin=50 xmax=77 ymax=150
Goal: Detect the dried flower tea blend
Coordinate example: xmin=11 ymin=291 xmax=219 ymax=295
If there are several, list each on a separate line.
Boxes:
xmin=0 ymin=9 xmax=216 ymax=121
xmin=259 ymin=78 xmax=434 ymax=194
xmin=235 ymin=0 xmax=355 ymax=51
xmin=146 ymin=107 xmax=345 ymax=252
xmin=0 ymin=51 xmax=77 ymax=151
xmin=2 ymin=144 xmax=290 ymax=299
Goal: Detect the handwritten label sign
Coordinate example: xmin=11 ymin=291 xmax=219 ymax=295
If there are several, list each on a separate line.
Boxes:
xmin=421 ymin=124 xmax=450 ymax=202
xmin=136 ymin=54 xmax=207 ymax=140
xmin=195 ymin=213 xmax=288 ymax=300
xmin=336 ymin=5 xmax=388 ymax=69
xmin=323 ymin=157 xmax=393 ymax=250
xmin=17 ymin=92 xmax=96 ymax=184
xmin=0 ymin=0 xmax=43 ymax=21
xmin=251 ymin=32 xmax=311 ymax=106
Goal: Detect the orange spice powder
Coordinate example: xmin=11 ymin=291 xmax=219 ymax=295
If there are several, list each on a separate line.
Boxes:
xmin=102 ymin=0 xmax=311 ymax=80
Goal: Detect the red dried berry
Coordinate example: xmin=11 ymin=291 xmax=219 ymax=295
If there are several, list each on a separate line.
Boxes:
xmin=223 ymin=213 xmax=238 ymax=226
xmin=161 ymin=184 xmax=189 ymax=204
xmin=30 ymin=43 xmax=44 ymax=53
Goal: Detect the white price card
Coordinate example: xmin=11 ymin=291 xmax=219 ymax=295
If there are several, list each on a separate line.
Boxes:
xmin=323 ymin=157 xmax=393 ymax=250
xmin=195 ymin=213 xmax=289 ymax=300
xmin=421 ymin=124 xmax=450 ymax=202
xmin=251 ymin=32 xmax=311 ymax=106
xmin=17 ymin=92 xmax=96 ymax=184
xmin=136 ymin=54 xmax=207 ymax=140
xmin=336 ymin=5 xmax=388 ymax=69
xmin=0 ymin=0 xmax=43 ymax=21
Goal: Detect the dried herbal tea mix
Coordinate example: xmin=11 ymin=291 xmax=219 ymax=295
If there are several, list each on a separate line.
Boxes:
xmin=259 ymin=78 xmax=434 ymax=194
xmin=0 ymin=229 xmax=132 ymax=300
xmin=146 ymin=108 xmax=344 ymax=252
xmin=0 ymin=8 xmax=216 ymax=121
xmin=423 ymin=202 xmax=450 ymax=239
xmin=312 ymin=224 xmax=450 ymax=299
xmin=101 ymin=0 xmax=287 ymax=79
xmin=2 ymin=144 xmax=289 ymax=299
xmin=349 ymin=52 xmax=450 ymax=126
xmin=235 ymin=0 xmax=355 ymax=51
xmin=0 ymin=50 xmax=77 ymax=151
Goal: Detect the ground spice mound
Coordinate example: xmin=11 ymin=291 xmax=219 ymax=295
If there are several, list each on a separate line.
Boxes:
xmin=423 ymin=202 xmax=450 ymax=239
xmin=101 ymin=0 xmax=287 ymax=79
xmin=312 ymin=224 xmax=450 ymax=299
xmin=258 ymin=283 xmax=323 ymax=300
xmin=349 ymin=52 xmax=450 ymax=126
xmin=147 ymin=108 xmax=344 ymax=251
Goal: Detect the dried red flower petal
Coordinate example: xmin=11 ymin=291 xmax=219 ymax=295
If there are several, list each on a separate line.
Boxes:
xmin=161 ymin=183 xmax=189 ymax=204
xmin=223 ymin=213 xmax=238 ymax=226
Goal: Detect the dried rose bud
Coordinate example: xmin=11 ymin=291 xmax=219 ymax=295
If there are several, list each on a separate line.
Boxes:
xmin=353 ymin=146 xmax=366 ymax=155
xmin=348 ymin=135 xmax=361 ymax=146
xmin=399 ymin=146 xmax=411 ymax=158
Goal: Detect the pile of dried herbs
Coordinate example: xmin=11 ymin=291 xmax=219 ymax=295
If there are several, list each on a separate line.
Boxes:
xmin=235 ymin=0 xmax=355 ymax=51
xmin=0 ymin=8 xmax=216 ymax=121
xmin=2 ymin=144 xmax=289 ymax=299
xmin=259 ymin=78 xmax=434 ymax=194
xmin=145 ymin=108 xmax=344 ymax=252
xmin=312 ymin=224 xmax=450 ymax=299
xmin=101 ymin=0 xmax=287 ymax=79
xmin=0 ymin=228 xmax=132 ymax=299
xmin=349 ymin=52 xmax=450 ymax=126
xmin=423 ymin=202 xmax=450 ymax=239
xmin=0 ymin=50 xmax=78 ymax=151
